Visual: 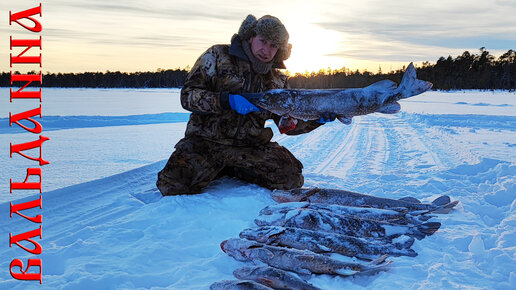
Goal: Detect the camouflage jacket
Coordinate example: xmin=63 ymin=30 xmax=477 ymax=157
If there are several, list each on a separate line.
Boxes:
xmin=181 ymin=35 xmax=321 ymax=146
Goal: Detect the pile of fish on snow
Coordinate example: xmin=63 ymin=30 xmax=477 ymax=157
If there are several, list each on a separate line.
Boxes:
xmin=211 ymin=188 xmax=459 ymax=290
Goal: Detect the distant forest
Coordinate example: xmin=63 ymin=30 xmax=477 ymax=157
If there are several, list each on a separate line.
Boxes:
xmin=3 ymin=48 xmax=515 ymax=90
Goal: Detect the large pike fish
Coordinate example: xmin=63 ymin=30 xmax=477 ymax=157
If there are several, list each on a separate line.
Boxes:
xmin=242 ymin=63 xmax=432 ymax=133
xmin=271 ymin=187 xmax=459 ymax=214
xmin=240 ymin=226 xmax=417 ymax=260
xmin=259 ymin=201 xmax=430 ymax=225
xmin=233 ymin=266 xmax=321 ymax=290
xmin=254 ymin=205 xmax=440 ymax=240
xmin=221 ymin=238 xmax=392 ymax=276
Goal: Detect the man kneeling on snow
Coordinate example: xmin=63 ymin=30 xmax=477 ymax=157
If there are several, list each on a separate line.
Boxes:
xmin=156 ymin=14 xmax=333 ymax=196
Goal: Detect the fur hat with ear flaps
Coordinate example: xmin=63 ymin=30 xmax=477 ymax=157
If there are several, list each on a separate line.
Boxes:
xmin=238 ymin=14 xmax=292 ymax=63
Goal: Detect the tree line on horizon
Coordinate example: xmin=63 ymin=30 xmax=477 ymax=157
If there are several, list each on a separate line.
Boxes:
xmin=288 ymin=48 xmax=515 ymax=90
xmin=2 ymin=48 xmax=515 ymax=90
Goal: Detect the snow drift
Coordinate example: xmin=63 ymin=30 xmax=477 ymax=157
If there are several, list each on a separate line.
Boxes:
xmin=0 ymin=88 xmax=515 ymax=289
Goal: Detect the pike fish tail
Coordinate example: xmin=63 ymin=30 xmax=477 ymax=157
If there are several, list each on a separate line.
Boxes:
xmin=394 ymin=63 xmax=433 ymax=101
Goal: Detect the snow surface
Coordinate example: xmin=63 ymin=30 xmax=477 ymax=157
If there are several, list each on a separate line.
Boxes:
xmin=1 ymin=88 xmax=515 ymax=289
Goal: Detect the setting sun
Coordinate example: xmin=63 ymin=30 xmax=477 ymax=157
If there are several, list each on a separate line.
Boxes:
xmin=282 ymin=12 xmax=347 ymax=74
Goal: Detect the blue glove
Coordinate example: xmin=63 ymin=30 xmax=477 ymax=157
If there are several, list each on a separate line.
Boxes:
xmin=316 ymin=112 xmax=337 ymax=124
xmin=229 ymin=94 xmax=260 ymax=115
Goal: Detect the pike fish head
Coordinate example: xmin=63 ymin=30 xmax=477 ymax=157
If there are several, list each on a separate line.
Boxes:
xmin=270 ymin=189 xmax=305 ymax=203
xmin=233 ymin=266 xmax=279 ymax=281
xmin=220 ymin=238 xmax=257 ymax=261
xmin=240 ymin=226 xmax=286 ymax=243
xmin=255 ymin=89 xmax=295 ymax=116
xmin=210 ymin=280 xmax=272 ymax=290
xmin=259 ymin=205 xmax=276 ymax=215
xmin=234 ymin=266 xmax=287 ymax=288
xmin=259 ymin=202 xmax=309 ymax=215
xmin=233 ymin=266 xmax=259 ymax=280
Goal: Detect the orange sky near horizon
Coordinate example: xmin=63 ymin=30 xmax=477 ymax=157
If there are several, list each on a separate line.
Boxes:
xmin=3 ymin=0 xmax=515 ymax=74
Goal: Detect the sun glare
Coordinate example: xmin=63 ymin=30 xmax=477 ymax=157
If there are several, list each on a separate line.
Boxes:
xmin=283 ymin=16 xmax=345 ymax=74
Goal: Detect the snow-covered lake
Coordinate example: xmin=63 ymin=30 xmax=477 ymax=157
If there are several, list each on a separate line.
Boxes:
xmin=1 ymin=88 xmax=515 ymax=289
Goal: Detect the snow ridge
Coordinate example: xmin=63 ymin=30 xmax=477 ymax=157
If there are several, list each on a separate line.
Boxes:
xmin=1 ymin=89 xmax=514 ymax=289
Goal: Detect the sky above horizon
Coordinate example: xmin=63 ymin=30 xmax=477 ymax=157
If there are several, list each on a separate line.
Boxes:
xmin=3 ymin=0 xmax=516 ymax=74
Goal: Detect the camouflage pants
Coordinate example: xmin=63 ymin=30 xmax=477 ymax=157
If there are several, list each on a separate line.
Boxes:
xmin=156 ymin=136 xmax=304 ymax=195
